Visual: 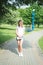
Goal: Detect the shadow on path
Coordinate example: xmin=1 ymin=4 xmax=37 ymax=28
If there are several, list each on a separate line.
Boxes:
xmin=0 ymin=38 xmax=32 ymax=55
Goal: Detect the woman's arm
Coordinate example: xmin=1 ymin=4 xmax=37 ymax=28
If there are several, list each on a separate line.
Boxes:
xmin=16 ymin=29 xmax=19 ymax=37
xmin=16 ymin=29 xmax=21 ymax=37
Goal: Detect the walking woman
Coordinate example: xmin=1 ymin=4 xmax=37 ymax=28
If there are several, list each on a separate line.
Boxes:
xmin=16 ymin=20 xmax=25 ymax=56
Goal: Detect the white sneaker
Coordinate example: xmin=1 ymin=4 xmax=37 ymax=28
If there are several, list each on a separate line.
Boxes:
xmin=20 ymin=53 xmax=23 ymax=56
xmin=18 ymin=52 xmax=23 ymax=57
xmin=19 ymin=53 xmax=21 ymax=56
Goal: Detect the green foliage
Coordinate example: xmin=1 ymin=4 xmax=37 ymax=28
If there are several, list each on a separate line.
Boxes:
xmin=14 ymin=0 xmax=43 ymax=5
xmin=5 ymin=10 xmax=20 ymax=24
xmin=18 ymin=3 xmax=43 ymax=26
xmin=18 ymin=8 xmax=32 ymax=25
xmin=0 ymin=7 xmax=21 ymax=25
xmin=35 ymin=5 xmax=43 ymax=27
xmin=0 ymin=2 xmax=43 ymax=26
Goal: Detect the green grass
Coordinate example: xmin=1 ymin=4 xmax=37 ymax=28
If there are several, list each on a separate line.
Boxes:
xmin=0 ymin=24 xmax=43 ymax=44
xmin=34 ymin=27 xmax=43 ymax=31
xmin=0 ymin=24 xmax=16 ymax=44
xmin=0 ymin=24 xmax=30 ymax=44
xmin=39 ymin=36 xmax=43 ymax=51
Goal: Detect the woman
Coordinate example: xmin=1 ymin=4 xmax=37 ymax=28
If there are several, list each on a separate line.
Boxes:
xmin=16 ymin=20 xmax=25 ymax=56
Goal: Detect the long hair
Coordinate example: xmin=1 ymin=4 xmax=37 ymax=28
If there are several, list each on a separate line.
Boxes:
xmin=18 ymin=20 xmax=23 ymax=27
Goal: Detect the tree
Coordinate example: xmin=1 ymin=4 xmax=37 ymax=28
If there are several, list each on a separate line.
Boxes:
xmin=38 ymin=0 xmax=43 ymax=5
xmin=15 ymin=0 xmax=43 ymax=5
xmin=0 ymin=0 xmax=8 ymax=15
xmin=0 ymin=8 xmax=20 ymax=25
xmin=18 ymin=7 xmax=32 ymax=25
xmin=35 ymin=5 xmax=43 ymax=27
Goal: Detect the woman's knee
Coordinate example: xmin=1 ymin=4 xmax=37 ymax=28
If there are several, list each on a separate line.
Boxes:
xmin=17 ymin=40 xmax=23 ymax=47
xmin=18 ymin=44 xmax=22 ymax=48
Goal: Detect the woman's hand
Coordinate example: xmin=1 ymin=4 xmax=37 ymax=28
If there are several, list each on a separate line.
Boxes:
xmin=18 ymin=35 xmax=23 ymax=38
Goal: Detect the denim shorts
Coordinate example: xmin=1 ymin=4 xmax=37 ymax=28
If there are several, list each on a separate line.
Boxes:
xmin=16 ymin=36 xmax=23 ymax=40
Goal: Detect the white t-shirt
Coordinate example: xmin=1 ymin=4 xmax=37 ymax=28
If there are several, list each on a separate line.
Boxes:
xmin=16 ymin=26 xmax=25 ymax=36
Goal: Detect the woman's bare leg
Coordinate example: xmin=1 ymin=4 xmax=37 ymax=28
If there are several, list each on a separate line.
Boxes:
xmin=17 ymin=40 xmax=20 ymax=52
xmin=17 ymin=39 xmax=23 ymax=53
xmin=19 ymin=39 xmax=23 ymax=52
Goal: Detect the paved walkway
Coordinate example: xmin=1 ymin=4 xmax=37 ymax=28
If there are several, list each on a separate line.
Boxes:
xmin=0 ymin=30 xmax=43 ymax=65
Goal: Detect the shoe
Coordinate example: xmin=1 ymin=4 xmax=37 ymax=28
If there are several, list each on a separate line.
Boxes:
xmin=18 ymin=52 xmax=23 ymax=57
xmin=18 ymin=52 xmax=21 ymax=56
xmin=20 ymin=53 xmax=23 ymax=56
xmin=19 ymin=53 xmax=21 ymax=56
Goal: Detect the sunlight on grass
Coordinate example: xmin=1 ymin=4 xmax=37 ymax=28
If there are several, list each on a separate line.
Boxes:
xmin=34 ymin=28 xmax=43 ymax=31
xmin=39 ymin=36 xmax=43 ymax=51
xmin=0 ymin=24 xmax=16 ymax=44
xmin=0 ymin=24 xmax=43 ymax=44
xmin=0 ymin=29 xmax=16 ymax=44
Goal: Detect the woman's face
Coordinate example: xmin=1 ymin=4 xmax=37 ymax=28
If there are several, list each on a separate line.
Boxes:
xmin=19 ymin=21 xmax=23 ymax=27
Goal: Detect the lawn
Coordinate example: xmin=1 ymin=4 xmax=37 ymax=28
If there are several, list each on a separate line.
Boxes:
xmin=0 ymin=24 xmax=43 ymax=44
xmin=0 ymin=24 xmax=16 ymax=44
xmin=0 ymin=24 xmax=30 ymax=44
xmin=34 ymin=27 xmax=43 ymax=31
xmin=38 ymin=36 xmax=43 ymax=51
